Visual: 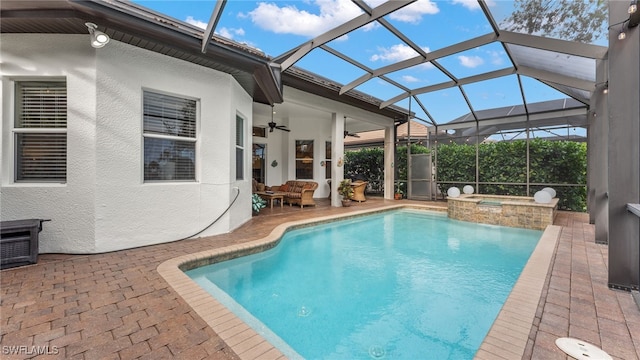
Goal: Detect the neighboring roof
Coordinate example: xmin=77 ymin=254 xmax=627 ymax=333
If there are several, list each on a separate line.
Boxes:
xmin=440 ymin=98 xmax=588 ymax=135
xmin=345 ymin=120 xmax=428 ymax=148
xmin=345 ymin=98 xmax=588 ymax=147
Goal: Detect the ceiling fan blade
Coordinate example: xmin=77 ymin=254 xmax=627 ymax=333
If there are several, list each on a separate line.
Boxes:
xmin=276 ymin=126 xmax=291 ymax=132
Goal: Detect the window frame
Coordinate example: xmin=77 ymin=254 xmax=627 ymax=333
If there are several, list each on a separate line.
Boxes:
xmin=13 ymin=79 xmax=68 ymax=183
xmin=325 ymin=141 xmax=332 ymax=179
xmin=235 ymin=114 xmax=245 ymax=180
xmin=295 ymin=140 xmax=314 ymax=180
xmin=142 ymin=89 xmax=198 ymax=183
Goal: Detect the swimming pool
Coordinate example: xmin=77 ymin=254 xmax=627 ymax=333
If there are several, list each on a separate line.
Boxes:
xmin=186 ymin=209 xmax=542 ymax=359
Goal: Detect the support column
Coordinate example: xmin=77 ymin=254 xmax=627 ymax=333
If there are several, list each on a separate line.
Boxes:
xmin=330 ymin=113 xmax=345 ymax=207
xmin=607 ymin=1 xmax=640 ymax=290
xmin=593 ymin=59 xmax=608 ymax=244
xmin=384 ymin=125 xmax=395 ymax=200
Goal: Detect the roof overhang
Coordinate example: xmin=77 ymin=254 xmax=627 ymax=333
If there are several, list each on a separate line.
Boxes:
xmin=1 ymin=0 xmax=410 ymax=121
xmin=1 ymin=0 xmax=284 ymax=104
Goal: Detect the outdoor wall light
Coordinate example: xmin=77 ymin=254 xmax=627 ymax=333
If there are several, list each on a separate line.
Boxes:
xmin=85 ymin=22 xmax=110 ymax=48
xmin=629 ymin=0 xmax=640 ymax=27
xmin=596 ymin=81 xmax=608 ymax=94
xmin=618 ymin=23 xmax=628 ymax=40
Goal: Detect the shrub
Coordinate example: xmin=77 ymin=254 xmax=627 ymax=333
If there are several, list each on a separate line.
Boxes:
xmin=437 ymin=139 xmax=587 ymax=211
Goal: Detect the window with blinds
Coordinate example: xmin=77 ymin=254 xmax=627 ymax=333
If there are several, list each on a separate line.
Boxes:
xmin=236 ymin=115 xmax=244 ymax=180
xmin=143 ymin=91 xmax=197 ymax=181
xmin=14 ymin=81 xmax=67 ymax=182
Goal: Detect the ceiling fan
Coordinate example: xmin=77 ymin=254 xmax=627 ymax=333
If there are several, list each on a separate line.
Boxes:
xmin=268 ymin=105 xmax=290 ymax=132
xmin=344 ymin=116 xmax=360 ymax=138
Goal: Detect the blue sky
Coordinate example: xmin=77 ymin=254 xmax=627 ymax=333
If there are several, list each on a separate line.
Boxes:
xmin=132 ymin=0 xmax=600 ymax=128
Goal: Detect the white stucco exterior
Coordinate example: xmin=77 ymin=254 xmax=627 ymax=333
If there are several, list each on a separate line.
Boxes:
xmin=1 ymin=34 xmax=253 ymax=253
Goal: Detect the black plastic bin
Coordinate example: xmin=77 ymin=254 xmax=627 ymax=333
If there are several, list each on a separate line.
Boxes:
xmin=1 ymin=219 xmax=50 ymax=269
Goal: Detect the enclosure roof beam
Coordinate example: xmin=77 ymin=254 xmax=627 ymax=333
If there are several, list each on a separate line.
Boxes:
xmin=498 ymin=30 xmax=608 ymax=60
xmin=435 ymin=107 xmax=587 ymax=131
xmin=201 ymin=0 xmax=227 ymax=53
xmin=340 ymin=33 xmax=496 ymax=95
xmin=517 ymin=65 xmax=594 ymax=91
xmin=380 ymin=67 xmax=515 ymax=109
xmin=277 ymin=0 xmax=416 ymax=71
xmin=479 ymin=0 xmax=500 ymax=35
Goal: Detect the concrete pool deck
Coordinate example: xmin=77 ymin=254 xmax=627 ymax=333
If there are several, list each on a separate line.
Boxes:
xmin=1 ymin=198 xmax=639 ymax=359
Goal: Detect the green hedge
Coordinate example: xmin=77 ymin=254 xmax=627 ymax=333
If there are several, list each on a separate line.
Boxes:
xmin=344 ymin=147 xmax=384 ymax=192
xmin=437 ymin=139 xmax=587 ymax=211
xmin=344 ymin=139 xmax=586 ymax=211
xmin=344 ymin=144 xmax=430 ymax=195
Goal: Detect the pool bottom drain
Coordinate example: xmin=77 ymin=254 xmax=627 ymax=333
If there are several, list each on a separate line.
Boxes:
xmin=368 ymin=345 xmax=385 ymax=359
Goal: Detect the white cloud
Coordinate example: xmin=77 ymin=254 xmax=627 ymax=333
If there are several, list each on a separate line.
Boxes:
xmin=185 ymin=16 xmax=207 ymax=29
xmin=244 ymin=0 xmax=362 ymax=37
xmin=370 ymin=43 xmax=427 ymax=62
xmin=458 ymin=55 xmax=484 ymax=68
xmin=389 ymin=0 xmax=439 ymax=24
xmin=487 ymin=50 xmax=504 ymax=65
xmin=217 ymin=27 xmax=246 ymax=40
xmin=451 ymin=0 xmax=495 ymax=11
xmin=402 ymin=75 xmax=420 ymax=83
xmin=362 ymin=22 xmax=381 ymax=32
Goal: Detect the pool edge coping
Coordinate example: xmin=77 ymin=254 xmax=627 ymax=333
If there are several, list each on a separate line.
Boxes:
xmin=474 ymin=224 xmax=561 ymax=360
xmin=157 ymin=204 xmax=556 ymax=360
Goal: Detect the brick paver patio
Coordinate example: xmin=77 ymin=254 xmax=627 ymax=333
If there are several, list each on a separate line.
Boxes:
xmin=1 ymin=198 xmax=639 ymax=359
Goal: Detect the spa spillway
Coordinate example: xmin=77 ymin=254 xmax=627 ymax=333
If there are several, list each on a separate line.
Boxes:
xmin=447 ymin=194 xmax=558 ymax=230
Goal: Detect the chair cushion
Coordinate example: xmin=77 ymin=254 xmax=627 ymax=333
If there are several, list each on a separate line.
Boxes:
xmin=280 ymin=183 xmax=290 ymax=192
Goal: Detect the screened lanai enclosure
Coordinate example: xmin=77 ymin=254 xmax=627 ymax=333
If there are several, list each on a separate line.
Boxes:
xmin=404 ymin=97 xmax=590 ymax=213
xmin=258 ymin=0 xmax=606 ymax=213
xmin=2 ymin=0 xmax=638 ymax=289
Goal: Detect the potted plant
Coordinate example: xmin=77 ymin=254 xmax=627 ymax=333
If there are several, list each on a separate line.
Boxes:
xmin=394 ymin=182 xmax=404 ymax=200
xmin=252 ymin=193 xmax=266 ymax=214
xmin=338 ymin=179 xmax=354 ymax=207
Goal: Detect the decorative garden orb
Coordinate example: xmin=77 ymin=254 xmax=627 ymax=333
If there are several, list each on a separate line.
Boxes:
xmin=534 ymin=190 xmax=552 ymax=204
xmin=463 ymin=185 xmax=474 ymax=194
xmin=447 ymin=187 xmax=460 ymax=198
xmin=542 ymin=187 xmax=556 ymax=198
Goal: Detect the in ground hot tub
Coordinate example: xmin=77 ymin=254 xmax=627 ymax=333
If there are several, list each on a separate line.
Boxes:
xmin=447 ymin=194 xmax=558 ymax=230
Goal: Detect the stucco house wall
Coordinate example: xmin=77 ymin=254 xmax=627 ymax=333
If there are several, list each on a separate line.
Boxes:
xmin=1 ymin=34 xmax=253 ymax=254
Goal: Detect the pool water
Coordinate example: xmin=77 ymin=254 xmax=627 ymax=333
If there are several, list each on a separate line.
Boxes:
xmin=187 ymin=209 xmax=542 ymax=359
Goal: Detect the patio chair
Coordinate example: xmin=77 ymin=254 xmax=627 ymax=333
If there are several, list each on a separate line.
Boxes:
xmin=351 ymin=181 xmax=368 ymax=202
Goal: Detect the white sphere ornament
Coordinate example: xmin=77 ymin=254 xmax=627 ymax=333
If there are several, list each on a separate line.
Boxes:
xmin=534 ymin=190 xmax=552 ymax=204
xmin=447 ymin=187 xmax=461 ymax=198
xmin=542 ymin=187 xmax=556 ymax=198
xmin=463 ymin=185 xmax=474 ymax=194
